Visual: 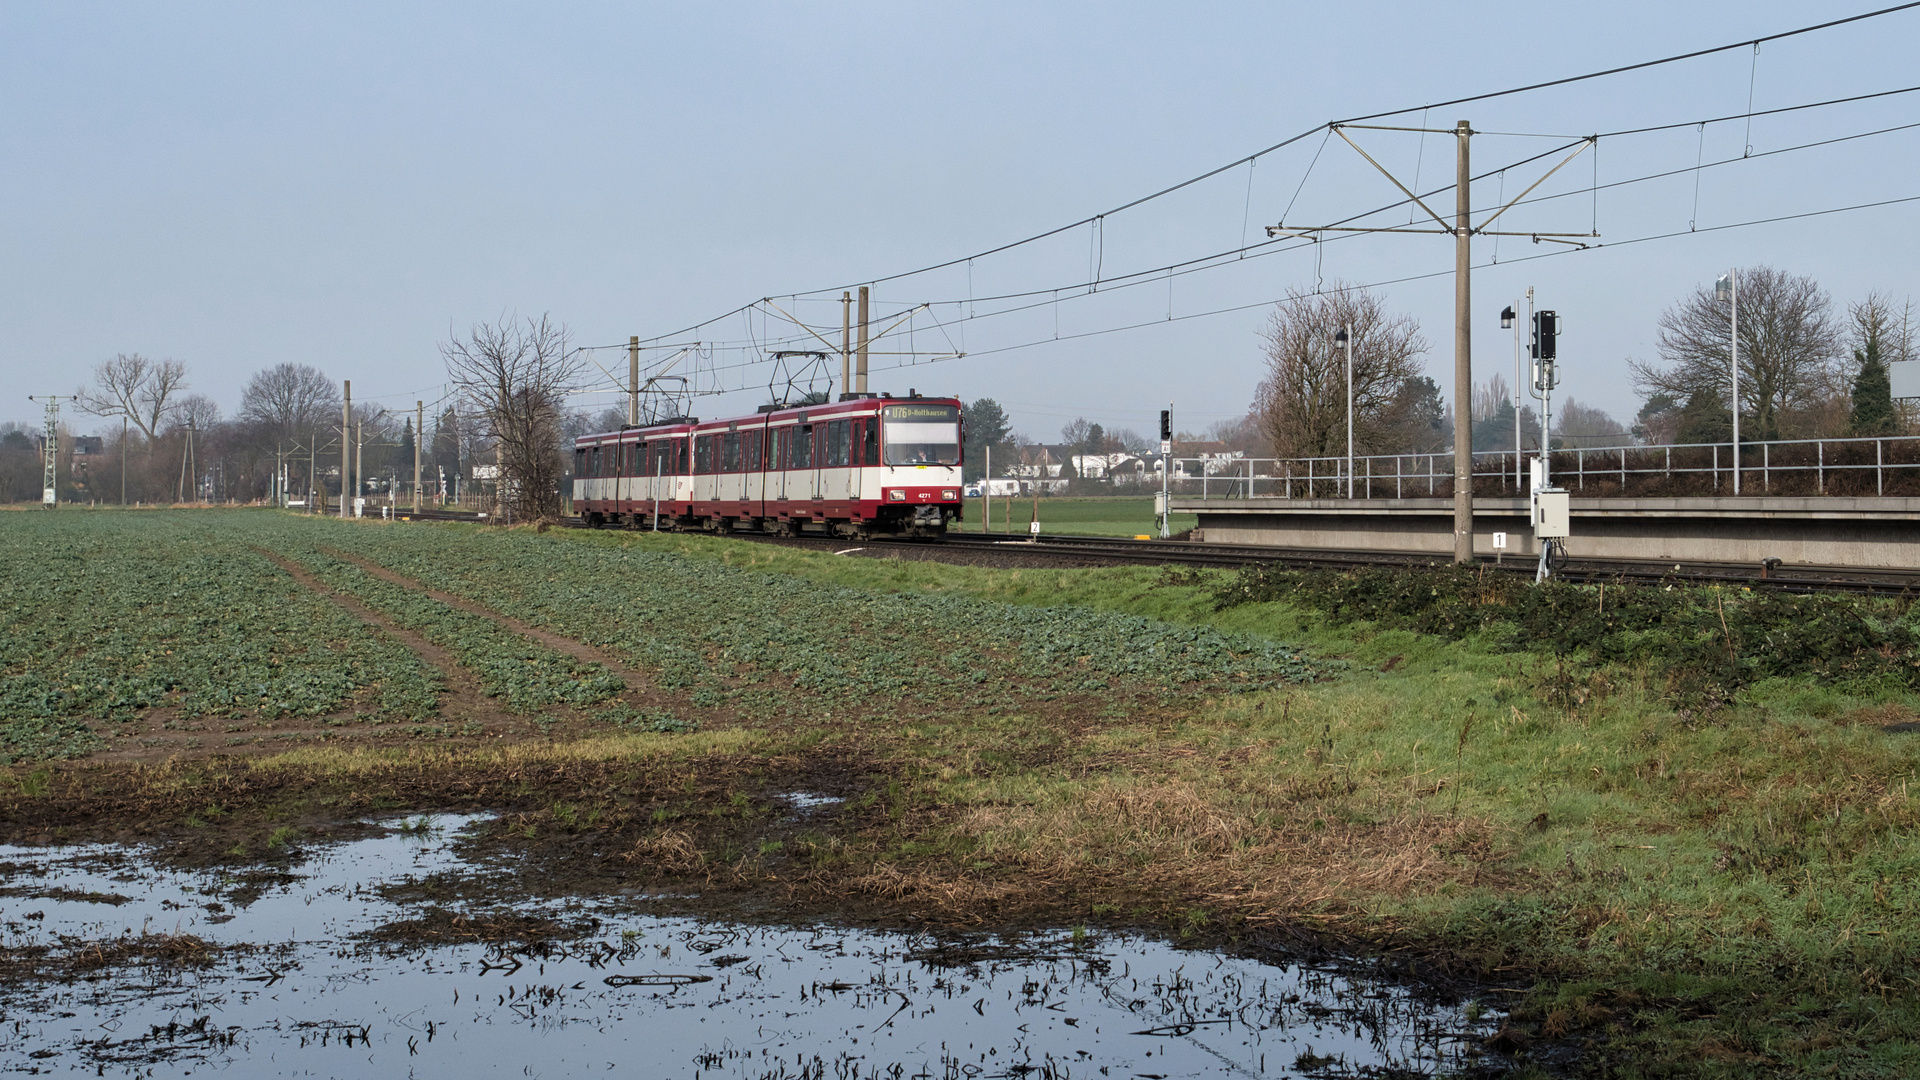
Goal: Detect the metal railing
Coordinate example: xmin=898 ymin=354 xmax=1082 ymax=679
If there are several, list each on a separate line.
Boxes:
xmin=1167 ymin=433 xmax=1920 ymax=500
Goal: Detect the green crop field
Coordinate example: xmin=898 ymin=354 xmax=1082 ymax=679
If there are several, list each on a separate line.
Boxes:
xmin=8 ymin=506 xmax=1920 ymax=1076
xmin=965 ymin=494 xmax=1196 ymax=537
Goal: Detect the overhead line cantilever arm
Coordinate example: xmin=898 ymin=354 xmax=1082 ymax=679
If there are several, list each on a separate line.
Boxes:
xmin=1474 ymin=138 xmax=1597 ymax=233
xmin=1332 ymin=125 xmax=1454 ymax=231
xmin=757 ymin=299 xmax=846 ymax=355
xmin=860 ymin=303 xmax=933 ymax=346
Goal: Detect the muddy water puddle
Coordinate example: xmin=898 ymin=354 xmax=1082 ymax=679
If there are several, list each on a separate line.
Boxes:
xmin=0 ymin=816 xmax=1501 ymax=1077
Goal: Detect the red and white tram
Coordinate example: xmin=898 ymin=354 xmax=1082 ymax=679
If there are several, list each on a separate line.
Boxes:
xmin=571 ymin=391 xmax=964 ymax=538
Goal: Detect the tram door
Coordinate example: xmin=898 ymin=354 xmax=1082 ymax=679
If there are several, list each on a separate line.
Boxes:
xmin=820 ymin=419 xmax=852 ymax=504
xmin=741 ymin=425 xmax=764 ymax=513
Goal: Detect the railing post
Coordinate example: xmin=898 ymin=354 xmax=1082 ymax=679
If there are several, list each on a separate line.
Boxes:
xmin=1397 ymin=455 xmax=1403 ymax=499
xmin=1764 ymin=442 xmax=1770 ymax=493
xmin=1714 ymin=443 xmax=1720 ymax=492
xmin=1578 ymin=447 xmax=1585 ymax=490
xmin=1619 ymin=447 xmax=1626 ymax=490
xmin=1817 ymin=440 xmax=1824 ymax=495
xmin=1665 ymin=446 xmax=1671 ymax=482
xmin=1879 ymin=437 xmax=1885 ymax=496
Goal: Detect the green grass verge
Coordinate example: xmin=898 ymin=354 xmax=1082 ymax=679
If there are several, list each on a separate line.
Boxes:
xmin=964 ymin=495 xmax=1196 ymax=537
xmin=537 ymin=525 xmax=1920 ymax=1078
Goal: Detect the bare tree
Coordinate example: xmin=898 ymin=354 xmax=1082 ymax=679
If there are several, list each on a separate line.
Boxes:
xmin=74 ymin=354 xmax=189 ymax=446
xmin=239 ymin=363 xmax=343 ymax=445
xmin=1849 ymin=291 xmax=1914 ymax=365
xmin=1254 ymin=283 xmax=1429 ymax=459
xmin=1631 ymin=266 xmax=1840 ymax=441
xmin=442 ymin=314 xmax=581 ymax=520
xmin=170 ymin=394 xmax=222 ymax=432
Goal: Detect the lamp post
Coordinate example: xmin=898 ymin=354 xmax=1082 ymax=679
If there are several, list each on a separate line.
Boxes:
xmin=1716 ymin=270 xmax=1740 ymax=495
xmin=1334 ymin=325 xmax=1353 ymax=498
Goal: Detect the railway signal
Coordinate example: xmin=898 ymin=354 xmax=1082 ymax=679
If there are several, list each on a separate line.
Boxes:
xmin=1158 ymin=406 xmax=1172 ymax=539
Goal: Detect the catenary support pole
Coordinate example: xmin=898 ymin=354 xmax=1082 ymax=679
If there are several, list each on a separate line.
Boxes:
xmin=1451 ymin=120 xmax=1474 ymax=563
xmin=120 ymin=415 xmax=127 ymax=505
xmin=628 ymin=336 xmax=640 ymax=426
xmin=354 ymin=420 xmax=363 ymax=517
xmin=856 ymin=286 xmax=870 ymax=395
xmin=841 ymin=292 xmax=852 ymax=397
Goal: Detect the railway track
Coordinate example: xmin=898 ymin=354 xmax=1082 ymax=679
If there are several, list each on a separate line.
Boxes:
xmin=382 ymin=507 xmax=1920 ymax=596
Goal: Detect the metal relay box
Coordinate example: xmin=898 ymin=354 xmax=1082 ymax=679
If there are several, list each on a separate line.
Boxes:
xmin=1532 ymin=489 xmax=1570 ymax=539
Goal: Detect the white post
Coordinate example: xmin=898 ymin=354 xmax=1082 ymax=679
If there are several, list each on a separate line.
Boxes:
xmin=983 ymin=445 xmax=990 ymax=533
xmin=1731 ymin=268 xmax=1741 ymax=496
xmin=1344 ymin=322 xmax=1354 ymax=499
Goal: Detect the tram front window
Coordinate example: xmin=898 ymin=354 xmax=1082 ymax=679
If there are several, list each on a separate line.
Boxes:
xmin=881 ymin=405 xmax=960 ymax=466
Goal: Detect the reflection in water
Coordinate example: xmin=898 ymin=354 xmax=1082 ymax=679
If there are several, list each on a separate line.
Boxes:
xmin=0 ymin=815 xmax=1500 ymax=1077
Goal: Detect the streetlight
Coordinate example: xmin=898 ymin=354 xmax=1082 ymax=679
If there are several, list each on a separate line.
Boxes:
xmin=1715 ymin=271 xmax=1740 ymax=495
xmin=1334 ymin=324 xmax=1353 ymax=498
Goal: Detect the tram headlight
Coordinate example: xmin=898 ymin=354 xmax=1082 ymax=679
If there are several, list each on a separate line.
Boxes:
xmin=887 ymin=489 xmax=906 ymax=501
xmin=941 ymin=489 xmax=957 ymax=500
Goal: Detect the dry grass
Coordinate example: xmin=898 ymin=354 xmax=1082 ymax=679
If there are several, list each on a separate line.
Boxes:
xmin=946 ymin=780 xmax=1502 ymax=918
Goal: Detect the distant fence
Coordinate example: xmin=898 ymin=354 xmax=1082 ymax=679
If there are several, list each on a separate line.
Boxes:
xmin=1169 ymin=434 xmax=1920 ymax=500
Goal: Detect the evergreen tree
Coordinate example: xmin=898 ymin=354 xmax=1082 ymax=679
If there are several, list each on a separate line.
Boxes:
xmin=960 ymin=398 xmax=1012 ymax=482
xmin=1850 ymin=334 xmax=1896 ymax=436
xmin=1675 ymin=387 xmax=1732 ymax=445
xmin=398 ymin=418 xmax=415 ymax=464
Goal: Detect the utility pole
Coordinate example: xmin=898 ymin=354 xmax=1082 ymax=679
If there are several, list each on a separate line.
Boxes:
xmin=176 ymin=419 xmax=197 ymax=503
xmin=840 ymin=292 xmax=853 ymax=397
xmin=353 ymin=419 xmax=363 ymax=517
xmin=414 ymin=400 xmax=424 ymax=514
xmin=27 ymin=395 xmax=61 ymax=508
xmin=340 ymin=380 xmax=351 ymax=519
xmin=628 ymin=336 xmax=640 ymax=426
xmin=855 ymin=286 xmax=871 ymax=395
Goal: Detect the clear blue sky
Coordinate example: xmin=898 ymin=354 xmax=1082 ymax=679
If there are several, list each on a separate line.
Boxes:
xmin=3 ymin=2 xmax=1915 ymax=443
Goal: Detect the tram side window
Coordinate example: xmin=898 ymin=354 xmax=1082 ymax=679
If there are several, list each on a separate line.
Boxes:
xmin=589 ymin=447 xmax=602 ymax=478
xmin=861 ymin=419 xmax=880 ymax=465
xmin=574 ymin=448 xmax=586 ymax=477
xmin=721 ymin=432 xmax=741 ymax=472
xmin=788 ymin=426 xmax=813 ymax=470
xmin=694 ymin=435 xmax=714 ymax=475
xmin=826 ymin=419 xmax=850 ymax=467
xmin=746 ymin=430 xmax=763 ymax=471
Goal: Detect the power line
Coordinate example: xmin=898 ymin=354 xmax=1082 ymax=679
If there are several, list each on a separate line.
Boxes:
xmin=622 ymin=4 xmax=1920 ymax=350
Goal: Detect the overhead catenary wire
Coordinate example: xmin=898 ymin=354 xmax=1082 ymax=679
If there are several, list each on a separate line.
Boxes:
xmin=613 ymin=4 xmax=1920 ymax=356
xmin=621 ymin=78 xmax=1920 ymax=381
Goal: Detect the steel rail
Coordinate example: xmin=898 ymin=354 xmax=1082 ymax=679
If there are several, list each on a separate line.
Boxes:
xmin=378 ymin=509 xmax=1920 ymax=596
